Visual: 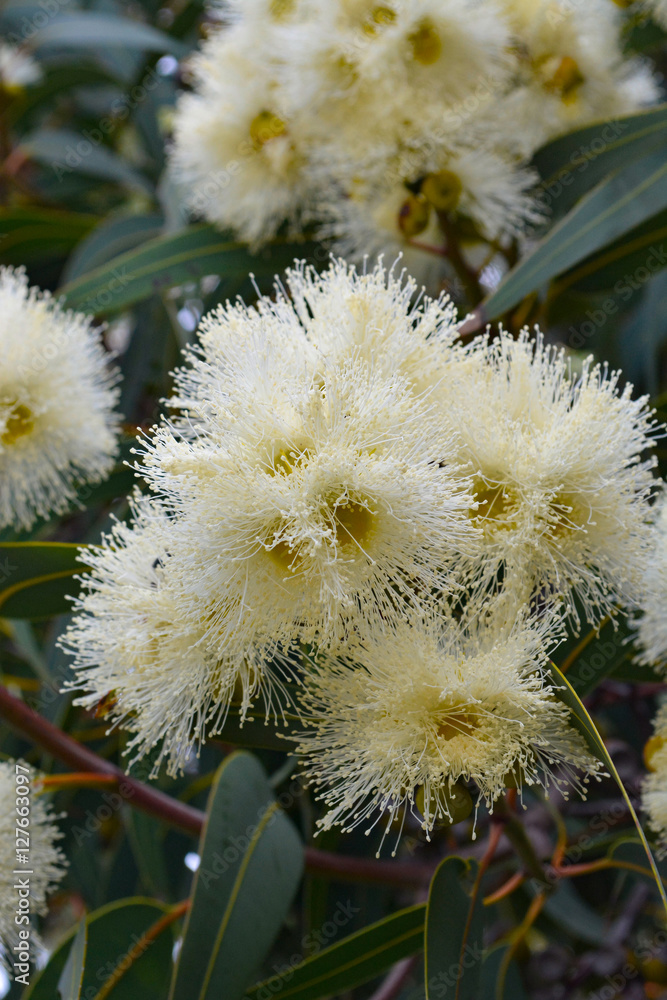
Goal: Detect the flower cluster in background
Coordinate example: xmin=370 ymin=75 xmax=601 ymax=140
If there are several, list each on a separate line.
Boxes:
xmin=171 ymin=0 xmax=659 ymax=291
xmin=63 ymin=258 xmax=664 ymax=851
xmin=0 ymin=266 xmax=121 ymax=532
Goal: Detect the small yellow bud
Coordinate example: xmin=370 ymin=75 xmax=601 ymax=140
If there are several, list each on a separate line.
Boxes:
xmin=421 ymin=170 xmax=463 ymax=213
xmin=397 ymin=192 xmax=431 ymax=237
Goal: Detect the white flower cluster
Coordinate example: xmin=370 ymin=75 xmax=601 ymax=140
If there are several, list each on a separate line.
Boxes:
xmin=0 ymin=762 xmax=66 ymax=970
xmin=0 ymin=267 xmax=121 ymax=531
xmin=65 ymin=260 xmax=660 ymax=849
xmin=171 ymin=0 xmax=657 ymax=288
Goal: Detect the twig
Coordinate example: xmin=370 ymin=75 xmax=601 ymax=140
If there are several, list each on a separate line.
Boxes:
xmin=0 ymin=685 xmax=436 ymax=887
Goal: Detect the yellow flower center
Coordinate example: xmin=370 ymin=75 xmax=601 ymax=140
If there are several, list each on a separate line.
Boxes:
xmin=1 ymin=402 xmax=34 ymax=446
xmin=435 ymin=708 xmax=477 ymax=742
xmin=472 ymin=480 xmax=519 ymax=535
xmin=421 ymin=170 xmax=462 ymax=213
xmin=249 ymin=110 xmax=287 ymax=150
xmin=540 ymin=55 xmax=584 ymax=102
xmin=408 ymin=19 xmax=442 ymax=65
xmin=397 ymin=192 xmax=431 ymax=237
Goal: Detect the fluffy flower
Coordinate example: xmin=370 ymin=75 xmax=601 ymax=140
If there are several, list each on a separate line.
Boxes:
xmin=141 ymin=341 xmax=477 ymax=645
xmin=63 ymin=496 xmax=297 ymax=775
xmin=0 ymin=44 xmax=41 ymax=91
xmin=442 ymin=329 xmax=658 ymax=626
xmin=642 ymin=702 xmax=667 ymax=852
xmin=636 ymin=499 xmax=667 ymax=669
xmin=0 ymin=761 xmax=66 ymax=971
xmin=293 ymin=603 xmax=600 ymax=853
xmin=0 ymin=266 xmax=120 ymax=531
xmin=172 ymin=25 xmax=313 ymax=246
xmin=498 ymin=0 xmax=657 ymax=155
xmin=271 ymin=257 xmax=464 ymax=391
xmin=64 ymin=261 xmax=479 ymax=774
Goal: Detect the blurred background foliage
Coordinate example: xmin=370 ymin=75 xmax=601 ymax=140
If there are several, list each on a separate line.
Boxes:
xmin=3 ymin=0 xmax=667 ymax=998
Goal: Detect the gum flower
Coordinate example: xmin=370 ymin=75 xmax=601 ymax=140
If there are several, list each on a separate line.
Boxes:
xmin=293 ymin=602 xmax=600 ymax=853
xmin=0 ymin=266 xmax=120 ymax=531
xmin=443 ymin=329 xmax=658 ymax=627
xmin=64 ymin=261 xmax=479 ymax=774
xmin=63 ymin=496 xmax=297 ymax=775
xmin=0 ymin=761 xmax=66 ymax=973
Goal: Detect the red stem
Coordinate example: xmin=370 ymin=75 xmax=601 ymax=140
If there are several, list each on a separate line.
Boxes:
xmin=0 ymin=685 xmax=435 ymax=887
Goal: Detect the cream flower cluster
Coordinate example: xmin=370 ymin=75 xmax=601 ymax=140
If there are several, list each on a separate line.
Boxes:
xmin=0 ymin=267 xmax=121 ymax=531
xmin=0 ymin=762 xmax=66 ymax=971
xmin=171 ymin=0 xmax=657 ymax=288
xmin=65 ymin=260 xmax=659 ymax=848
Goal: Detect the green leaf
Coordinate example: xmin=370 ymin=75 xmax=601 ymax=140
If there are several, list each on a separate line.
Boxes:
xmin=57 ymin=919 xmax=88 ymax=1000
xmin=21 ymin=128 xmax=152 ymax=193
xmin=31 ymin=13 xmax=187 ymax=56
xmin=425 ymin=856 xmax=483 ymax=1000
xmin=245 ymin=904 xmax=426 ymax=1000
xmin=169 ymin=751 xmax=304 ymax=1000
xmin=551 ymin=206 xmax=667 ymax=294
xmin=479 ymin=946 xmax=526 ymax=1000
xmin=485 ymin=149 xmax=667 ymax=318
xmin=0 ymin=542 xmax=89 ymax=620
xmin=533 ymin=105 xmax=667 ymax=219
xmin=25 ymin=898 xmax=174 ymax=1000
xmin=58 ymin=225 xmax=320 ymax=316
xmin=0 ymin=207 xmax=97 ymax=265
xmin=61 ymin=212 xmax=165 ymax=285
xmin=546 ymin=660 xmax=667 ymax=913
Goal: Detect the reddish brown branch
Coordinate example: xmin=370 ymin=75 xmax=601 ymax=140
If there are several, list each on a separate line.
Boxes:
xmin=0 ymin=685 xmax=435 ymax=887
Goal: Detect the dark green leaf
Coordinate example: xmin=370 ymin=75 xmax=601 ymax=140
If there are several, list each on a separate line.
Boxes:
xmin=0 ymin=207 xmax=97 ymax=265
xmin=31 ymin=13 xmax=187 ymax=56
xmin=57 ymin=919 xmax=87 ymax=1000
xmin=24 ymin=898 xmax=174 ymax=1000
xmin=245 ymin=904 xmax=425 ymax=1000
xmin=61 ymin=212 xmax=164 ymax=284
xmin=534 ymin=105 xmax=667 ymax=219
xmin=425 ymin=856 xmax=483 ymax=1000
xmin=479 ymin=946 xmax=526 ymax=1000
xmin=0 ymin=542 xmax=90 ymax=619
xmin=485 ymin=150 xmax=667 ymax=318
xmin=169 ymin=751 xmax=304 ymax=1000
xmin=21 ymin=129 xmax=152 ymax=193
xmin=552 ymin=206 xmax=667 ymax=294
xmin=58 ymin=225 xmax=320 ymax=316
